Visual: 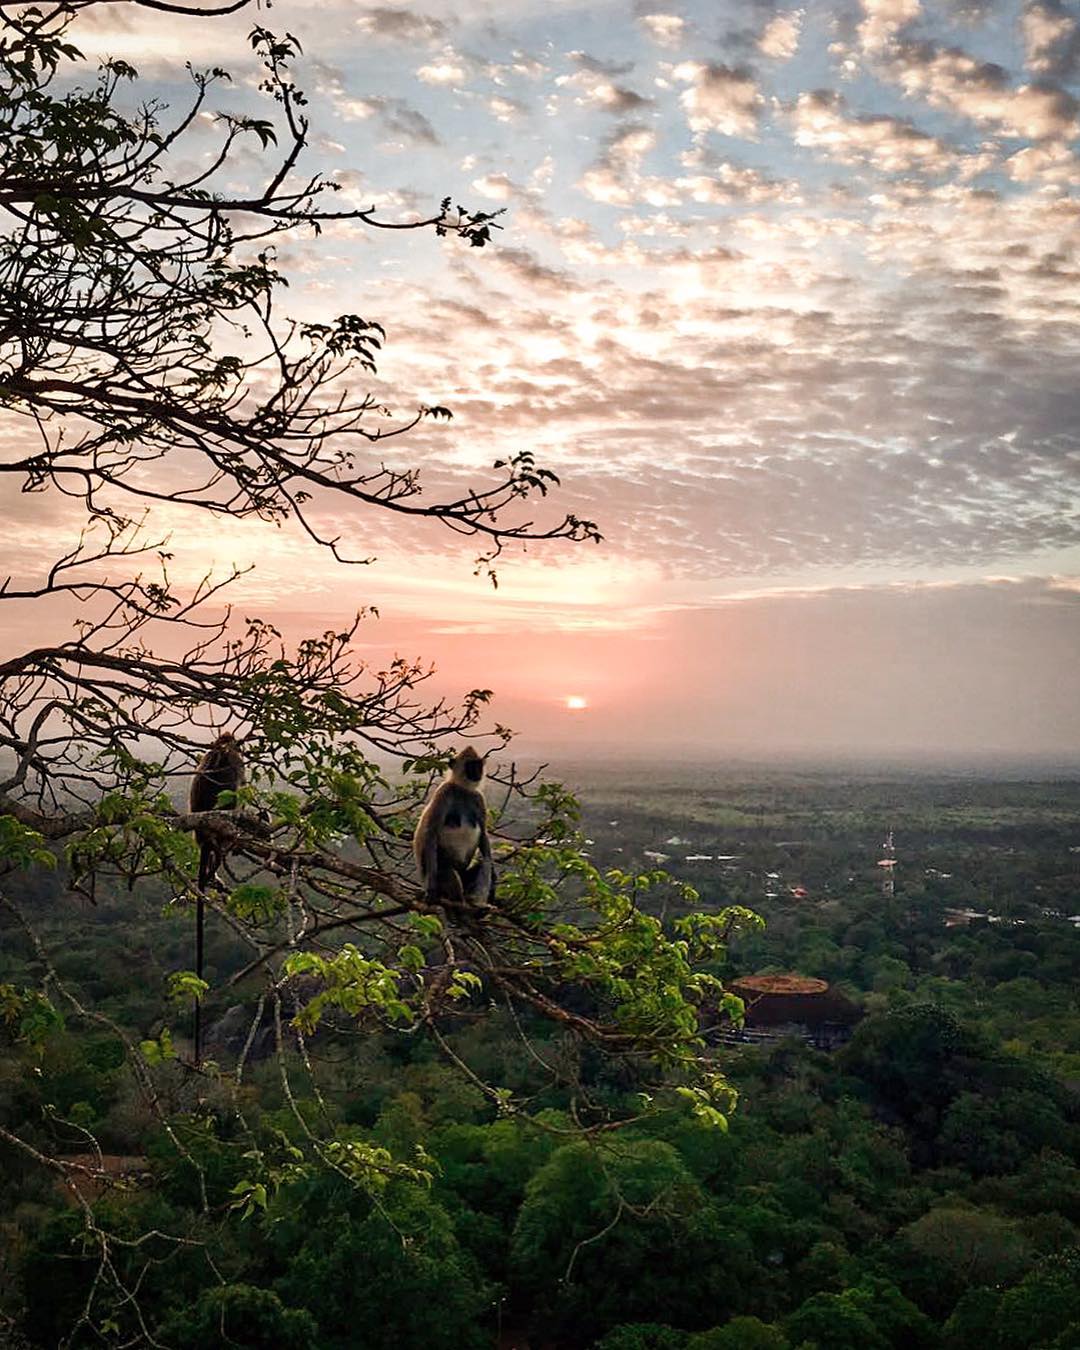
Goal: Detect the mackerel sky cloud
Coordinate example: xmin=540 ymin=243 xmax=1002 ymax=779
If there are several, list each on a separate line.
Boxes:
xmin=12 ymin=0 xmax=1080 ymax=759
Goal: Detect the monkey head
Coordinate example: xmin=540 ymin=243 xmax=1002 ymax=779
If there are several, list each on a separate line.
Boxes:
xmin=450 ymin=746 xmax=485 ymax=786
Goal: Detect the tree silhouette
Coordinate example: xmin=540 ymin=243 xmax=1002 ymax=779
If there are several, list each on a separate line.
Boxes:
xmin=0 ymin=5 xmax=748 ymax=1340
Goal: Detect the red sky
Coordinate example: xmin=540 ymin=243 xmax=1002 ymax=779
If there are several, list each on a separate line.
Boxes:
xmin=5 ymin=0 xmax=1080 ymax=763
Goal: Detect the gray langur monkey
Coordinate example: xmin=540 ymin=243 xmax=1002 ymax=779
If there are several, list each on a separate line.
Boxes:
xmin=189 ymin=731 xmax=245 ymax=891
xmin=412 ymin=746 xmax=495 ymax=904
xmin=188 ymin=731 xmax=244 ymax=1065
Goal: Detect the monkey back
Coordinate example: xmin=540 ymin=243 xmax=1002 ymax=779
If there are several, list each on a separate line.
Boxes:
xmin=189 ymin=741 xmax=244 ymax=815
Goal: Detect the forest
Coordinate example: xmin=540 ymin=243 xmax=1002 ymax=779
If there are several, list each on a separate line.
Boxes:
xmin=2 ymin=768 xmax=1079 ymax=1349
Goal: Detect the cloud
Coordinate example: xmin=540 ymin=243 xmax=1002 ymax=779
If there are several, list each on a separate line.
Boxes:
xmin=943 ymin=0 xmax=997 ymax=21
xmin=313 ymin=57 xmax=444 ymax=147
xmin=759 ymin=9 xmax=804 ymax=60
xmin=60 ymin=2 xmax=253 ymax=67
xmin=617 ymin=211 xmax=693 ymax=237
xmin=1005 ymin=139 xmax=1080 ymax=185
xmin=567 ymin=50 xmax=635 ymax=77
xmin=337 ymin=95 xmax=441 ymax=146
xmin=354 ymin=7 xmax=448 ymax=43
xmin=886 ymin=40 xmax=1080 ymax=139
xmin=638 ymin=12 xmax=686 ymax=48
xmin=491 ymin=247 xmax=583 ymax=294
xmin=405 ymin=153 xmax=1080 ymax=593
xmin=558 ymin=53 xmax=652 ymax=114
xmin=472 ymin=172 xmax=515 ymax=200
xmin=857 ymin=0 xmax=921 ymax=53
xmin=34 ymin=0 xmax=1080 ymax=654
xmin=790 ymin=89 xmax=957 ymax=173
xmin=488 ymin=95 xmax=528 ymax=121
xmin=530 ymin=155 xmax=555 ymax=190
xmin=578 ymin=124 xmax=659 ymax=205
xmin=675 ymin=158 xmax=802 ymax=204
xmin=1021 ymin=0 xmax=1080 ymax=78
xmin=416 ymin=46 xmax=471 ymax=85
xmin=586 ymin=82 xmax=653 ymax=113
xmin=326 ymin=168 xmax=421 ymax=213
xmin=570 ymin=126 xmax=776 ymax=209
xmin=673 ymin=62 xmax=763 ymax=137
xmin=506 ymin=51 xmax=548 ymax=80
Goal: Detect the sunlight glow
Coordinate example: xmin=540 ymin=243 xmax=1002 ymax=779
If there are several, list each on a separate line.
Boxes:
xmin=565 ymin=695 xmax=589 ymax=710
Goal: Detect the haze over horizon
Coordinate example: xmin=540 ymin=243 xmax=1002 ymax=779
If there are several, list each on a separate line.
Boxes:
xmin=6 ymin=0 xmax=1080 ymax=760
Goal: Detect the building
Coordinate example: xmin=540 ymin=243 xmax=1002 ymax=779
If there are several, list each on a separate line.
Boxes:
xmin=725 ymin=973 xmax=863 ymax=1050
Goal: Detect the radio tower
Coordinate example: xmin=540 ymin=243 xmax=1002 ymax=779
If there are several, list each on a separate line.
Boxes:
xmin=877 ymin=829 xmax=897 ymax=897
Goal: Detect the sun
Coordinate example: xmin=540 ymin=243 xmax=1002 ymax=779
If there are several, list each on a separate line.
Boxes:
xmin=565 ymin=695 xmax=589 ymax=711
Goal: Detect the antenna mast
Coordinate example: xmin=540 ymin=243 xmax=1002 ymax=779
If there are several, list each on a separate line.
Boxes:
xmin=877 ymin=828 xmax=896 ymax=897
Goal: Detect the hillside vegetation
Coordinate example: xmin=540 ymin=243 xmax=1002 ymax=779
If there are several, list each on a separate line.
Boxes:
xmin=3 ymin=770 xmax=1078 ymax=1349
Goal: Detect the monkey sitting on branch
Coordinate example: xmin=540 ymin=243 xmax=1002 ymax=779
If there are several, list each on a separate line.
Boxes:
xmin=187 ymin=731 xmax=244 ymax=1066
xmin=413 ymin=747 xmax=495 ymax=905
xmin=189 ymin=731 xmax=245 ymax=891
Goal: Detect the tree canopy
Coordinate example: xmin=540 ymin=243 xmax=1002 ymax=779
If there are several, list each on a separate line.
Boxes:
xmin=0 ymin=3 xmax=752 ymax=1340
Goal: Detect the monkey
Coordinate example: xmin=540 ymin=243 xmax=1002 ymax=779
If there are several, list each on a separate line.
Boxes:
xmin=412 ymin=746 xmax=495 ymax=905
xmin=187 ymin=731 xmax=244 ymax=1065
xmin=189 ymin=731 xmax=245 ymax=891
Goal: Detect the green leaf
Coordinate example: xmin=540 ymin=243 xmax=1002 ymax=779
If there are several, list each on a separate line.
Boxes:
xmin=139 ymin=1027 xmax=175 ymax=1064
xmin=166 ymin=971 xmax=209 ymax=1007
xmin=0 ymin=816 xmax=56 ymax=869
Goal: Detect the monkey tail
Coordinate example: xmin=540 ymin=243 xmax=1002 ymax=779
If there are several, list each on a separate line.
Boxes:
xmin=197 ymin=836 xmax=218 ymax=892
xmin=193 ymin=836 xmax=215 ymax=1068
xmin=194 ymin=889 xmax=205 ymax=1067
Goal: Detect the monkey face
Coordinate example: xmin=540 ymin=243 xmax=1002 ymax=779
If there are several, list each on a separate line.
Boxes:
xmin=452 ymin=746 xmax=485 ymax=785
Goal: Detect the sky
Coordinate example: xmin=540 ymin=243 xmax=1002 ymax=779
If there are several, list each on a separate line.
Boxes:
xmin=8 ymin=0 xmax=1080 ymax=763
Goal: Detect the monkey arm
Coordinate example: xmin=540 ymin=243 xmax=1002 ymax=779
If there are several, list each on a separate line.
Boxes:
xmin=464 ymin=798 xmax=495 ymax=902
xmin=462 ymin=853 xmax=494 ymax=904
xmin=424 ymin=845 xmax=442 ymax=899
xmin=478 ymin=799 xmax=492 ymax=859
xmin=420 ymin=796 xmax=444 ymax=899
xmin=189 ymin=766 xmax=217 ymax=815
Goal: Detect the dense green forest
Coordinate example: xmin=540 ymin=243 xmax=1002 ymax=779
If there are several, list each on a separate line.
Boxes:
xmin=3 ymin=769 xmax=1078 ymax=1349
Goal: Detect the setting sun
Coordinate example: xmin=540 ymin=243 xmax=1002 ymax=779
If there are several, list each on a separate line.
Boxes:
xmin=565 ymin=695 xmax=589 ymax=711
